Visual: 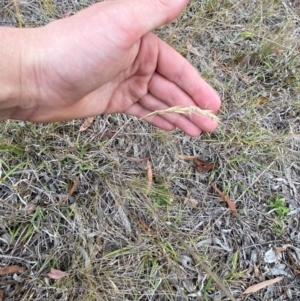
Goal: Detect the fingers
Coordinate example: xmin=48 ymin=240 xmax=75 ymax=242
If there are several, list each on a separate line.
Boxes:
xmin=155 ymin=35 xmax=221 ymax=112
xmin=139 ymin=94 xmax=202 ymax=136
xmin=125 ymin=103 xmax=176 ymax=132
xmin=148 ymin=73 xmax=218 ymax=132
xmin=126 ymin=93 xmax=203 ymax=136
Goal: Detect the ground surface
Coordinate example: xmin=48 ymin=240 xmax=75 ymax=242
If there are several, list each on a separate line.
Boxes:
xmin=0 ymin=0 xmax=300 ymax=300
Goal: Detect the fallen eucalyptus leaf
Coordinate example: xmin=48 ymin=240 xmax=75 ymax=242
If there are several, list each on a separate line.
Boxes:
xmin=243 ymin=277 xmax=284 ymax=294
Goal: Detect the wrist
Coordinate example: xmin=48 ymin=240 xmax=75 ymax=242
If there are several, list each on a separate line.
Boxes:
xmin=0 ymin=27 xmax=39 ymax=120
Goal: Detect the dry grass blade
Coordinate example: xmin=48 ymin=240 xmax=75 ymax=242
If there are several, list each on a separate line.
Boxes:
xmin=243 ymin=277 xmax=284 ymax=294
xmin=146 ymin=160 xmax=153 ymax=195
xmin=0 ymin=265 xmax=24 ymax=275
xmin=140 ymin=106 xmax=220 ymax=123
xmin=211 ymin=183 xmax=237 ymax=214
xmin=177 ymin=154 xmax=196 ymax=160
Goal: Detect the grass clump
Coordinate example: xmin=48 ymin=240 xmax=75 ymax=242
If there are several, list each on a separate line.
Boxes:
xmin=268 ymin=195 xmax=290 ymax=218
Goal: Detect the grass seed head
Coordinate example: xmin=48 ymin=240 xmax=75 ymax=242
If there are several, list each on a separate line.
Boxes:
xmin=141 ymin=106 xmax=220 ymax=123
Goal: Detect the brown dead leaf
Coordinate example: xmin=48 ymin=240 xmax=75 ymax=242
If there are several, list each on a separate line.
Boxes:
xmin=178 ymin=154 xmax=196 ymax=160
xmin=0 ymin=265 xmax=25 ymax=276
xmin=68 ymin=176 xmax=79 ymax=196
xmin=79 ymin=116 xmax=95 ymax=132
xmin=255 ymin=96 xmax=269 ymax=106
xmin=0 ymin=290 xmax=3 ymax=301
xmin=242 ymin=276 xmax=284 ymax=294
xmin=47 ymin=268 xmax=69 ymax=280
xmin=146 ymin=160 xmax=153 ymax=195
xmin=194 ymin=158 xmax=215 ymax=173
xmin=211 ymin=183 xmax=237 ymax=214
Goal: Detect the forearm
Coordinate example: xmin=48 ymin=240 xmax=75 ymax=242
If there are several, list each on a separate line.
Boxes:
xmin=0 ymin=27 xmax=37 ymax=120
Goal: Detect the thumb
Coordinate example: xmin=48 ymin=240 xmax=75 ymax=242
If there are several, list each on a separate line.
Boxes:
xmin=129 ymin=0 xmax=189 ymax=33
xmin=110 ymin=0 xmax=190 ymax=44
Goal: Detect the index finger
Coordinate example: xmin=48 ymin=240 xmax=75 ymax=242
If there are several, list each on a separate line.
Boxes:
xmin=156 ymin=35 xmax=221 ymax=112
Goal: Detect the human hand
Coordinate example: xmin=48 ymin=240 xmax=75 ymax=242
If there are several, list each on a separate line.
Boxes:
xmin=15 ymin=0 xmax=221 ymax=136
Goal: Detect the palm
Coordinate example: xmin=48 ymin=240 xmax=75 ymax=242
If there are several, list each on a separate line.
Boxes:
xmin=27 ymin=1 xmax=221 ymax=136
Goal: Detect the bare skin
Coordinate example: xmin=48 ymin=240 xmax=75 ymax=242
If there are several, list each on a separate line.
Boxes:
xmin=0 ymin=0 xmax=221 ymax=136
